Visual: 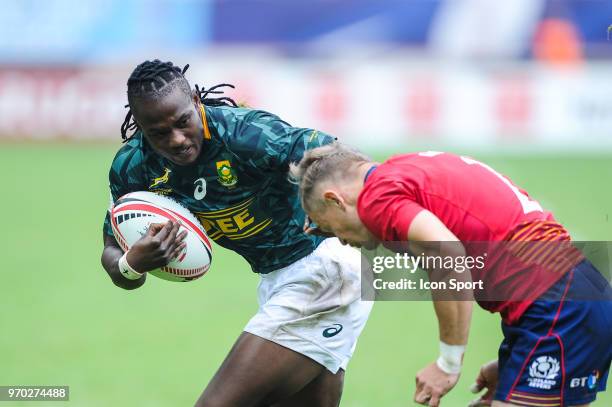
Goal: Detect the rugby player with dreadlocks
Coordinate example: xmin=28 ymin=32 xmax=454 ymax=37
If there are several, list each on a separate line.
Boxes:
xmin=100 ymin=60 xmax=372 ymax=407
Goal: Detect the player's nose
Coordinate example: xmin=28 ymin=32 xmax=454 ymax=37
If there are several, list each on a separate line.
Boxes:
xmin=168 ymin=129 xmax=188 ymax=149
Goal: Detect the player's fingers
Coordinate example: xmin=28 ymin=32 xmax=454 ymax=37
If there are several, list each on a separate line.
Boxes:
xmin=155 ymin=220 xmax=174 ymax=241
xmin=155 ymin=242 xmax=184 ymax=265
xmin=468 ymin=397 xmax=491 ymax=407
xmin=428 ymin=393 xmax=441 ymax=407
xmin=414 ymin=386 xmax=432 ymax=405
xmin=148 ymin=223 xmax=165 ymax=236
xmin=481 ymin=388 xmax=494 ymax=403
xmin=177 ymin=229 xmax=188 ymax=242
xmin=469 ymin=387 xmax=494 ymax=407
xmin=470 ymin=381 xmax=484 ymax=394
xmin=415 ymin=376 xmax=424 ymax=392
xmin=415 ymin=393 xmax=431 ymax=405
xmin=471 ymin=366 xmax=488 ymax=393
xmin=171 ymin=242 xmax=186 ymax=260
xmin=165 ymin=228 xmax=186 ymax=256
xmin=467 ymin=397 xmax=481 ymax=407
xmin=163 ymin=221 xmax=181 ymax=244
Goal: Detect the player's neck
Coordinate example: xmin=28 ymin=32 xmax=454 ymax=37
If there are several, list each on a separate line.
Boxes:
xmin=342 ymin=162 xmax=376 ymax=203
xmin=356 ymin=162 xmax=377 ymax=185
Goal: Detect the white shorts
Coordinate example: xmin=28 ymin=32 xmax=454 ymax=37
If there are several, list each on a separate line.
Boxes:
xmin=244 ymin=238 xmax=373 ymax=373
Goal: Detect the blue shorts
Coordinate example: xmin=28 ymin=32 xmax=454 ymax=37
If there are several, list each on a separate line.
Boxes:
xmin=495 ymin=260 xmax=612 ymax=406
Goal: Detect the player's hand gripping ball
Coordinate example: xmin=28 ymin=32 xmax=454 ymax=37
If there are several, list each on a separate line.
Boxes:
xmin=111 ymin=191 xmax=212 ymax=282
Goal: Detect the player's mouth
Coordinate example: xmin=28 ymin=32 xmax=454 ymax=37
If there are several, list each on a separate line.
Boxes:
xmin=171 ymin=145 xmax=198 ymax=164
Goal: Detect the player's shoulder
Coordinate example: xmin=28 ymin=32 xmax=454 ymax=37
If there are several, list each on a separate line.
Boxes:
xmin=207 ymin=105 xmax=283 ymax=122
xmin=206 ymin=105 xmax=292 ymax=154
xmin=385 ymin=151 xmax=457 ymax=163
xmin=362 ymin=153 xmax=439 ymax=196
xmin=382 ymin=151 xmax=465 ymax=173
xmin=206 ymin=105 xmax=289 ymax=138
xmin=374 ymin=153 xmax=430 ymax=177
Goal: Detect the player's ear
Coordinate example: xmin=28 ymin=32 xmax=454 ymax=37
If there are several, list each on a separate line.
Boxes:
xmin=323 ymin=191 xmax=345 ymax=210
xmin=192 ymin=90 xmax=201 ymax=106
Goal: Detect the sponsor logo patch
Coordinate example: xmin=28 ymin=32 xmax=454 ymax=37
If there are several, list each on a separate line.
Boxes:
xmin=588 ymin=370 xmax=600 ymax=390
xmin=570 ymin=370 xmax=599 ymax=390
xmin=193 ymin=178 xmax=207 ymax=200
xmin=195 ymin=197 xmax=271 ymax=241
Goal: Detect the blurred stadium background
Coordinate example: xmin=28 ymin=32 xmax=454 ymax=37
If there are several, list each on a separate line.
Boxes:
xmin=1 ymin=1 xmax=611 ymax=406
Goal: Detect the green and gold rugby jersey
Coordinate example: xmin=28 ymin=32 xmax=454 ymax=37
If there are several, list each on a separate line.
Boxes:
xmin=103 ymin=106 xmax=333 ymax=274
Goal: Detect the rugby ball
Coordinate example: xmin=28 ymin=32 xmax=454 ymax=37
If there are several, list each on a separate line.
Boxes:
xmin=111 ymin=191 xmax=212 ymax=282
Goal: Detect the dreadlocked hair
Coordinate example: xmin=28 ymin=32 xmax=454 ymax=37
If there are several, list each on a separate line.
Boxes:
xmin=289 ymin=143 xmax=371 ymax=212
xmin=121 ymin=59 xmax=239 ymax=142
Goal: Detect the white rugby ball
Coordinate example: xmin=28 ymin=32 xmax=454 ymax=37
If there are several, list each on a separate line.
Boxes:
xmin=111 ymin=191 xmax=212 ymax=282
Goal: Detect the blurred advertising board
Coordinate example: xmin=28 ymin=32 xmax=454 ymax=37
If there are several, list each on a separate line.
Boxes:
xmin=1 ymin=56 xmax=611 ymax=151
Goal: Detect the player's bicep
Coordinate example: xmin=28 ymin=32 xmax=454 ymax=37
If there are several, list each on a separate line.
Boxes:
xmin=407 ymin=210 xmax=459 ymax=242
xmin=407 ymin=211 xmax=465 ymax=260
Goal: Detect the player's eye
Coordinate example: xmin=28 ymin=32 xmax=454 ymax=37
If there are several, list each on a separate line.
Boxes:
xmin=177 ymin=116 xmax=190 ymax=127
xmin=148 ymin=131 xmax=163 ymax=139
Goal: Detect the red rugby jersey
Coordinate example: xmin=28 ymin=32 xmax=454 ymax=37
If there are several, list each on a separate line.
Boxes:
xmin=357 ymin=152 xmax=577 ymax=324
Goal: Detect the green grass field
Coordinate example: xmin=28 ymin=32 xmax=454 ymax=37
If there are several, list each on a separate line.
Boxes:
xmin=1 ymin=144 xmax=611 ymax=406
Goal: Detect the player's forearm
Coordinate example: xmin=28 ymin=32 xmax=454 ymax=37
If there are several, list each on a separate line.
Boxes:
xmin=433 ymin=300 xmax=472 ymax=345
xmin=101 ymin=241 xmax=146 ymax=290
xmin=413 ymin=239 xmax=473 ymax=344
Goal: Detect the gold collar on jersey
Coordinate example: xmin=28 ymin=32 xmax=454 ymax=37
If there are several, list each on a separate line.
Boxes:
xmin=200 ymin=104 xmax=212 ymax=140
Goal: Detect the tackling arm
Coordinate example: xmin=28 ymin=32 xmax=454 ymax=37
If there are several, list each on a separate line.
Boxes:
xmin=408 ymin=210 xmax=473 ymax=346
xmin=408 ymin=210 xmax=474 ymax=407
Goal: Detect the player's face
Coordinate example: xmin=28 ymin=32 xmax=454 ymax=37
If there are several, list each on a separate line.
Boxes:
xmin=311 ymin=205 xmax=378 ymax=250
xmin=132 ymin=87 xmax=204 ymax=166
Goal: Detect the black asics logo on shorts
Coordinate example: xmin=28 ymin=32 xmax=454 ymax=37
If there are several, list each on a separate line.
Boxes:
xmin=322 ymin=324 xmax=343 ymax=338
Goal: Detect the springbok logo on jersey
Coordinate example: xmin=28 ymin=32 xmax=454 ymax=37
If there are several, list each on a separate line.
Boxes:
xmin=216 ymin=160 xmax=238 ymax=187
xmin=150 ymin=167 xmax=171 ymax=188
xmin=528 ymin=356 xmax=560 ymax=389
